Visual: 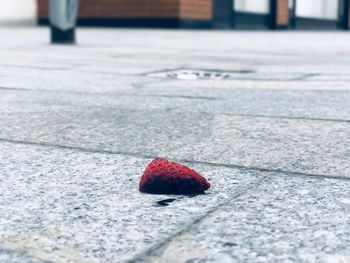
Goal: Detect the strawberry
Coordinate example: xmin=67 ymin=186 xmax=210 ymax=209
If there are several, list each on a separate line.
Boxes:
xmin=139 ymin=158 xmax=210 ymax=194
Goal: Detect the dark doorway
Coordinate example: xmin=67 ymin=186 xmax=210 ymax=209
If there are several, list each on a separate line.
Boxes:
xmin=232 ymin=0 xmax=273 ymax=29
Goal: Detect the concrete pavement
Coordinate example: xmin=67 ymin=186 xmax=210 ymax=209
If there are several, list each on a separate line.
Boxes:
xmin=0 ymin=28 xmax=350 ymax=262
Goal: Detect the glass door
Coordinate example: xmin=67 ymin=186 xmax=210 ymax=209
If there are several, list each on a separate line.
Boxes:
xmin=292 ymin=0 xmax=341 ymax=29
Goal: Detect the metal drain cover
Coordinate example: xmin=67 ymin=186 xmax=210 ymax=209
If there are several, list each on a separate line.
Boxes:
xmin=147 ymin=69 xmax=254 ymax=80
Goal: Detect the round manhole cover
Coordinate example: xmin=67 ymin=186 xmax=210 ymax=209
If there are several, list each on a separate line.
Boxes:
xmin=147 ymin=69 xmax=254 ymax=80
xmin=167 ymin=70 xmax=230 ymax=80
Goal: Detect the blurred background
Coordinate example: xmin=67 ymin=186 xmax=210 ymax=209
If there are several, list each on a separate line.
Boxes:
xmin=1 ymin=0 xmax=349 ymax=30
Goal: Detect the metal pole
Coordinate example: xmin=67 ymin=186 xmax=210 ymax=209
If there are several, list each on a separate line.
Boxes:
xmin=291 ymin=0 xmax=297 ymax=28
xmin=270 ymin=0 xmax=277 ymax=29
xmin=345 ymin=0 xmax=350 ymax=29
xmin=49 ymin=0 xmax=78 ymax=44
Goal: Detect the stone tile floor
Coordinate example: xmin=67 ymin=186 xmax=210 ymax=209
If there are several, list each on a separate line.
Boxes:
xmin=0 ymin=28 xmax=349 ymax=262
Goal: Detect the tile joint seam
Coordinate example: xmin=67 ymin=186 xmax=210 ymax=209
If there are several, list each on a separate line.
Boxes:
xmin=1 ymin=137 xmax=348 ymax=182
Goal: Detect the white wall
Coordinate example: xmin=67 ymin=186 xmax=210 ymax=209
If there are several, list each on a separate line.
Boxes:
xmin=0 ymin=0 xmax=37 ymax=25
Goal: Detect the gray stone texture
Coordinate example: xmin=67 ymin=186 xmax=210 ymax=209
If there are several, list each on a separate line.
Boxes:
xmin=0 ymin=105 xmax=349 ymax=177
xmin=142 ymin=175 xmax=350 ymax=263
xmin=0 ymin=28 xmax=350 ymax=262
xmin=0 ymin=142 xmax=260 ymax=262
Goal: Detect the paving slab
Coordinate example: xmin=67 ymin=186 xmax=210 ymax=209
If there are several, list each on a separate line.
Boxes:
xmin=1 ymin=28 xmax=350 ymax=262
xmin=0 ymin=89 xmax=209 ymax=112
xmin=141 ymin=79 xmax=350 ymax=92
xmin=136 ymin=85 xmax=350 ymax=121
xmin=3 ymin=87 xmax=349 ymax=121
xmin=0 ymin=142 xmax=260 ymax=262
xmin=183 ymin=89 xmax=350 ymax=121
xmin=0 ymin=105 xmax=349 ymax=178
xmin=1 ymin=29 xmax=350 ymax=78
xmin=0 ymin=66 xmax=156 ymax=93
xmin=141 ymin=174 xmax=350 ymax=263
xmin=0 ymin=248 xmax=48 ymax=263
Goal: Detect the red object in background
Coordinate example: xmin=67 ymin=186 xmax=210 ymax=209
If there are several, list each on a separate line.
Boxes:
xmin=139 ymin=158 xmax=210 ymax=194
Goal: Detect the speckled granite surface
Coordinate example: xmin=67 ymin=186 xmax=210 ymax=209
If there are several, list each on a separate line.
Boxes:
xmin=0 ymin=142 xmax=261 ymax=262
xmin=143 ymin=175 xmax=350 ymax=263
xmin=0 ymin=28 xmax=350 ymax=262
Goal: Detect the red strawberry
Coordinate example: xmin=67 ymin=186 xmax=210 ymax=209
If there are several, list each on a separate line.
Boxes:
xmin=139 ymin=158 xmax=210 ymax=194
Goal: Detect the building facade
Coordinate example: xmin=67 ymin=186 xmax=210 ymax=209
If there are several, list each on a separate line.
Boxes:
xmin=37 ymin=0 xmax=350 ymax=30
